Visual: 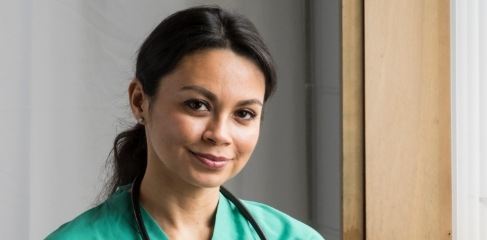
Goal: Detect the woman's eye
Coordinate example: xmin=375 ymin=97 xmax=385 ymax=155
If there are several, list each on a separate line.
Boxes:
xmin=235 ymin=110 xmax=257 ymax=120
xmin=184 ymin=99 xmax=209 ymax=112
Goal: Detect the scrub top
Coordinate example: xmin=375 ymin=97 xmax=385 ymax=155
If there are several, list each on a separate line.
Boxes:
xmin=46 ymin=185 xmax=324 ymax=239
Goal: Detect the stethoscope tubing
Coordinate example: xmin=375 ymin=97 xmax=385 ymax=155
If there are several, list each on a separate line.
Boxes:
xmin=130 ymin=176 xmax=267 ymax=240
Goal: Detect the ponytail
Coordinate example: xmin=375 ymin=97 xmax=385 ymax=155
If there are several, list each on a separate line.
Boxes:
xmin=105 ymin=123 xmax=147 ymax=196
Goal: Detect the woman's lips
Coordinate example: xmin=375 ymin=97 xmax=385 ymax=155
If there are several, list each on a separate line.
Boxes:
xmin=195 ymin=152 xmax=230 ymax=162
xmin=189 ymin=150 xmax=230 ymax=169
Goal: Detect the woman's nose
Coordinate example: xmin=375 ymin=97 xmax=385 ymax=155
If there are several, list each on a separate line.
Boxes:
xmin=202 ymin=118 xmax=231 ymax=146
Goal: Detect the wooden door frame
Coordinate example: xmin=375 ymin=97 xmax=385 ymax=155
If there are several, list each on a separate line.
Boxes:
xmin=340 ymin=0 xmax=452 ymax=239
xmin=341 ymin=0 xmax=365 ymax=239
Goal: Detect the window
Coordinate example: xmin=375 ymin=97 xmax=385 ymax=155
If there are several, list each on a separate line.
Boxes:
xmin=451 ymin=0 xmax=487 ymax=239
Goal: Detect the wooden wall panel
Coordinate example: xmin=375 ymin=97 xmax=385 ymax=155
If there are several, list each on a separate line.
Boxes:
xmin=342 ymin=0 xmax=364 ymax=239
xmin=364 ymin=0 xmax=451 ymax=239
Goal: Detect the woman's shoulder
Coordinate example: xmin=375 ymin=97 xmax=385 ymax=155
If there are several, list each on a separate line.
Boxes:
xmin=45 ymin=186 xmax=135 ymax=240
xmin=241 ymin=200 xmax=325 ymax=240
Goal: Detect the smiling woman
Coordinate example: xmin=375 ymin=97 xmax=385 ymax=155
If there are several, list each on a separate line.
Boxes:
xmin=136 ymin=49 xmax=265 ymax=190
xmin=45 ymin=5 xmax=323 ymax=240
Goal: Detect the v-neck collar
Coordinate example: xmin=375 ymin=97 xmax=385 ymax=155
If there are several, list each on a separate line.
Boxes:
xmin=139 ymin=192 xmax=255 ymax=239
xmin=140 ymin=205 xmax=169 ymax=239
xmin=212 ymin=193 xmax=258 ymax=239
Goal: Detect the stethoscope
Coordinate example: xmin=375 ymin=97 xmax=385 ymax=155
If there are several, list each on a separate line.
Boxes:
xmin=130 ymin=176 xmax=267 ymax=240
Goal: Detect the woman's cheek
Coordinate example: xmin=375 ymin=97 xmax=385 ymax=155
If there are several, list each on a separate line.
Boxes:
xmin=170 ymin=114 xmax=206 ymax=142
xmin=234 ymin=124 xmax=260 ymax=151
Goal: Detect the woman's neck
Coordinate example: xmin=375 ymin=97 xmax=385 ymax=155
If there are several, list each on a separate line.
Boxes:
xmin=139 ymin=161 xmax=220 ymax=239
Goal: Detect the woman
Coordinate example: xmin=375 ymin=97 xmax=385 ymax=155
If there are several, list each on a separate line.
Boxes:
xmin=47 ymin=6 xmax=324 ymax=240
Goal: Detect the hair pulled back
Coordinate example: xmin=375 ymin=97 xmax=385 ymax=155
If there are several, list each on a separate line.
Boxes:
xmin=105 ymin=5 xmax=276 ymax=196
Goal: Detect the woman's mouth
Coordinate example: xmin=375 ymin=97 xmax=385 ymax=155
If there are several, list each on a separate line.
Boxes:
xmin=189 ymin=150 xmax=230 ymax=170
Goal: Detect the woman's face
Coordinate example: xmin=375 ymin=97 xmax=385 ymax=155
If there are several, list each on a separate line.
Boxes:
xmin=142 ymin=49 xmax=265 ymax=189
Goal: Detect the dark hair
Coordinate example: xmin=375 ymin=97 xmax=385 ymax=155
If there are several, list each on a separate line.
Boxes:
xmin=104 ymin=5 xmax=276 ymax=196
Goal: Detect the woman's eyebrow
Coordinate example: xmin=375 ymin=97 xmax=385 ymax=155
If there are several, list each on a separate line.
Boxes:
xmin=236 ymin=99 xmax=263 ymax=107
xmin=180 ymin=85 xmax=263 ymax=106
xmin=180 ymin=85 xmax=217 ymax=102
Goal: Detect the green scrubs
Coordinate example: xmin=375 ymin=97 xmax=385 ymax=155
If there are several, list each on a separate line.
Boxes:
xmin=46 ymin=185 xmax=324 ymax=239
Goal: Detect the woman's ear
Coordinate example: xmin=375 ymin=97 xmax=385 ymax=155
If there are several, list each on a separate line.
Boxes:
xmin=128 ymin=79 xmax=148 ymax=124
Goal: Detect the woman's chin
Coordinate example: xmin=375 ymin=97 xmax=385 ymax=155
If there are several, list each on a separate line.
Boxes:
xmin=187 ymin=173 xmax=229 ymax=189
xmin=194 ymin=178 xmax=226 ymax=189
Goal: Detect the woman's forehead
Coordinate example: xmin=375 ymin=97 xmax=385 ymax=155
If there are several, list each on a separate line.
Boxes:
xmin=159 ymin=49 xmax=266 ymax=100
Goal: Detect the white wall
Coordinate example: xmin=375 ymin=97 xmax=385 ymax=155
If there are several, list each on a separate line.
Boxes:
xmin=0 ymin=1 xmax=311 ymax=239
